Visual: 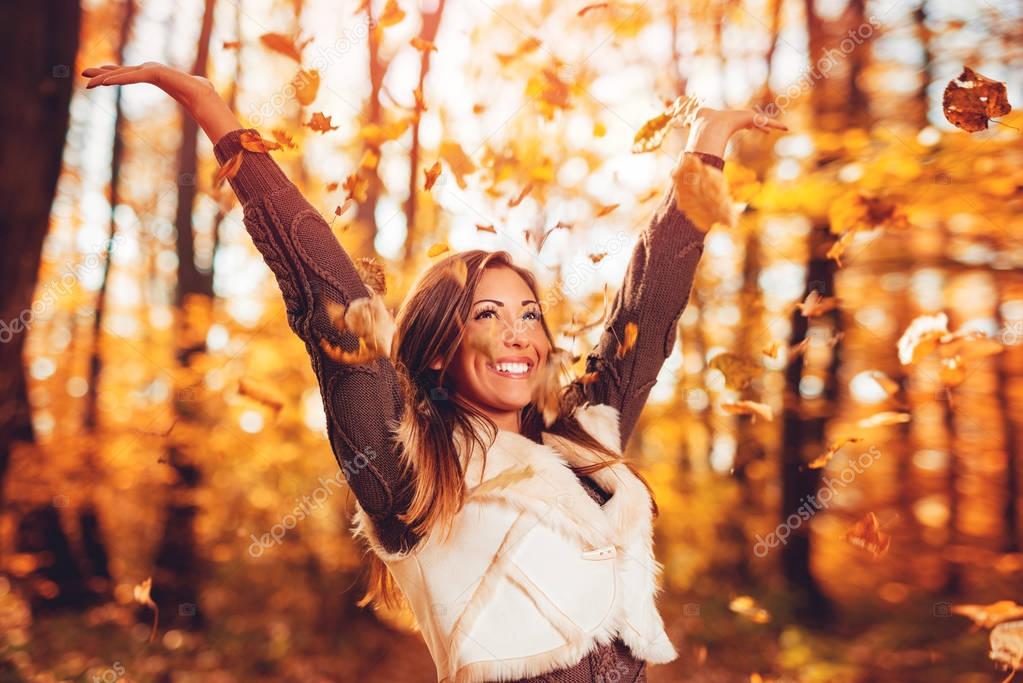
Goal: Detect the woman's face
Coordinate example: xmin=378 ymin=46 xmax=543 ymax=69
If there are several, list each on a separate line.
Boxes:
xmin=433 ymin=265 xmax=550 ymax=428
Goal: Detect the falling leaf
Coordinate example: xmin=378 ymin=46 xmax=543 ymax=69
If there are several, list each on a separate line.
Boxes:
xmin=588 ymin=252 xmax=607 ymax=264
xmin=239 ymin=131 xmax=282 ymax=153
xmin=270 ymin=129 xmax=297 ymax=149
xmin=577 ymin=2 xmax=609 ymax=16
xmin=595 ymin=203 xmax=619 ymax=217
xmin=844 ymin=512 xmax=891 ymax=558
xmin=593 ymin=121 xmax=607 ymax=137
xmin=897 ymin=313 xmax=950 ymax=365
xmin=361 ymin=118 xmax=411 ymax=146
xmin=508 ymin=182 xmax=534 ymax=207
xmin=214 ymin=151 xmax=243 ymax=188
xmin=721 ymin=400 xmax=774 ymax=422
xmin=222 ymin=39 xmax=241 ymax=50
xmin=476 ymin=224 xmax=497 ymax=234
xmin=292 ymin=68 xmax=320 ymax=106
xmin=305 ymin=112 xmax=340 ymax=132
xmin=495 ymin=37 xmax=542 ymax=65
xmin=615 ymin=322 xmax=638 ymax=359
xmin=259 ymin=32 xmax=311 ymax=63
xmin=355 ymin=256 xmax=387 ymax=296
xmin=942 ymin=66 xmax=1012 ymax=132
xmin=632 ymin=95 xmax=703 ymax=153
xmin=320 ymin=292 xmax=395 ymax=364
xmin=857 ymin=411 xmax=911 ymax=429
xmin=238 ymin=378 xmax=285 ymax=414
xmin=989 ymin=620 xmax=1023 ymax=682
xmin=796 ymin=290 xmax=840 ymax=318
xmin=360 ymin=148 xmax=380 ymax=170
xmin=378 ymin=0 xmax=406 ymax=27
xmin=729 ymin=596 xmax=771 ymax=623
xmin=472 ymin=103 xmax=486 ymax=114
xmin=709 ymin=352 xmax=763 ymax=390
xmin=439 ymin=141 xmax=477 ymax=189
xmin=424 ymin=161 xmax=442 ymax=190
xmin=133 ymin=577 xmax=159 ymax=643
xmin=326 ymin=181 xmax=340 ymax=192
xmin=808 ymin=436 xmax=863 ymax=469
xmin=427 ymin=242 xmax=450 ymax=257
xmin=412 ymin=85 xmax=426 ymax=113
xmin=672 ymin=152 xmax=738 ymax=232
xmin=410 ymin=37 xmax=437 ymax=52
xmin=524 ymin=221 xmax=571 ymax=255
xmin=530 ymin=348 xmax=572 ymax=427
xmin=343 ymin=173 xmax=368 ymax=203
xmin=762 ymin=341 xmax=781 ymax=359
xmin=953 ymin=601 xmax=1023 ymax=629
xmin=867 ymin=370 xmax=900 ymax=396
xmin=468 ymin=464 xmax=537 ymax=497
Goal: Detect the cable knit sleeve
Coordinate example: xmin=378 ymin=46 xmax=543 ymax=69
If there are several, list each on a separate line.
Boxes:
xmin=213 ymin=128 xmax=417 ymax=553
xmin=580 ymin=151 xmax=724 ymax=451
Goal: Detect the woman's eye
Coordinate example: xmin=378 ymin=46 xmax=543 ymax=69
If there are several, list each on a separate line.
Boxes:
xmin=474 ymin=309 xmax=496 ymax=320
xmin=524 ymin=310 xmax=541 ymax=320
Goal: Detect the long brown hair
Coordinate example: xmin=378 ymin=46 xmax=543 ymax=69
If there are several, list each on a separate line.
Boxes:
xmin=360 ymin=249 xmax=658 ymax=610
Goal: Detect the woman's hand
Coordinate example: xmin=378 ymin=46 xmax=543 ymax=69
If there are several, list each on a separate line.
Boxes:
xmin=81 ymin=62 xmax=243 ymax=145
xmin=682 ymin=106 xmax=787 ymax=159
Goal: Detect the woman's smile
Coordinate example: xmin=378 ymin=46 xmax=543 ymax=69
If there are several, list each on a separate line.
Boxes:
xmin=485 ymin=356 xmax=535 ymax=379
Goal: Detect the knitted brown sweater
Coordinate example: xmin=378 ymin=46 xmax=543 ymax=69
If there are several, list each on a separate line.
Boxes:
xmin=213 ymin=128 xmax=723 ymax=683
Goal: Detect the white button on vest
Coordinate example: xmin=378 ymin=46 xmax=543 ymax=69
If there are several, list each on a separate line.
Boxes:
xmin=581 ymin=544 xmax=617 ymax=560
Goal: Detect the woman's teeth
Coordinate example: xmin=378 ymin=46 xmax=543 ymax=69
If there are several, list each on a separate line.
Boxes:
xmin=489 ymin=362 xmax=531 ymax=378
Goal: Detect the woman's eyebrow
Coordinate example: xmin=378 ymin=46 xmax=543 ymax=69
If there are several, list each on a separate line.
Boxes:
xmin=472 ymin=299 xmax=539 ymax=306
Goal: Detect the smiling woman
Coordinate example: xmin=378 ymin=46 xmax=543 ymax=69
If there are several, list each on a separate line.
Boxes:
xmin=81 ymin=58 xmax=783 ymax=683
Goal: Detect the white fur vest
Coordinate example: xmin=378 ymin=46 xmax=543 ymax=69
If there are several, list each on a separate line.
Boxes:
xmin=350 ymin=402 xmax=677 ymax=682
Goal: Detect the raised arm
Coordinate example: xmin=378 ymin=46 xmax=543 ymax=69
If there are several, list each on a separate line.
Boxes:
xmin=581 ymin=107 xmax=785 ymax=451
xmin=83 ymin=62 xmax=418 ymax=552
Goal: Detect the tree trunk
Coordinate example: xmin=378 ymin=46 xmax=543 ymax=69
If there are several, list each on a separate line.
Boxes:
xmin=1 ymin=0 xmax=83 ymax=613
xmin=151 ymin=0 xmax=217 ymax=631
xmin=402 ymin=0 xmax=447 ymax=266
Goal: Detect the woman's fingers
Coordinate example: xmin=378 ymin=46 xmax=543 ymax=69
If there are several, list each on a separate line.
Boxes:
xmin=750 ymin=113 xmax=788 ymax=132
xmin=84 ymin=64 xmax=148 ymax=89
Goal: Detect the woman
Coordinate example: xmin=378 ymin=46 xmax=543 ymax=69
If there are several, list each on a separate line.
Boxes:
xmin=82 ymin=61 xmax=783 ymax=682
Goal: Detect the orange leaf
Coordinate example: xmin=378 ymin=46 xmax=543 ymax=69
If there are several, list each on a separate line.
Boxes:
xmin=259 ymin=32 xmax=311 ymax=63
xmin=343 ymin=173 xmax=368 ymax=203
xmin=577 ymin=2 xmax=609 ymax=16
xmin=270 ymin=129 xmax=296 ymax=149
xmin=844 ymin=512 xmax=891 ymax=558
xmin=305 ymin=112 xmax=339 ymax=133
xmin=378 ymin=0 xmax=406 ymax=27
xmin=615 ymin=322 xmax=638 ymax=359
xmin=214 ymin=151 xmax=243 ymax=188
xmin=293 ymin=68 xmax=320 ymax=106
xmin=424 ymin=161 xmax=442 ymax=190
xmin=595 ymin=203 xmax=619 ymax=217
xmin=427 ymin=242 xmax=450 ymax=257
xmin=633 ymin=95 xmax=703 ymax=153
xmin=410 ymin=37 xmax=437 ymax=52
xmin=508 ymin=182 xmax=534 ymax=207
xmin=239 ymin=131 xmax=282 ymax=153
xmin=476 ymin=224 xmax=496 ymax=233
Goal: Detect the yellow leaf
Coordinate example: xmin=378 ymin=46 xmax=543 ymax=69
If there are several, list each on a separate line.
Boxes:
xmin=672 ymin=152 xmax=738 ymax=232
xmin=427 ymin=242 xmax=450 ymax=257
xmin=214 ymin=151 xmax=243 ymax=188
xmin=292 ymin=68 xmax=320 ymax=106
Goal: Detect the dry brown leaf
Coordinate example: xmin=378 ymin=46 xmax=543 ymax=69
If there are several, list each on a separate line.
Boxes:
xmin=721 ymin=400 xmax=774 ymax=422
xmin=508 ymin=182 xmax=534 ymax=207
xmin=857 ymin=411 xmax=911 ymax=429
xmin=808 ymin=436 xmax=863 ymax=469
xmin=844 ymin=512 xmax=891 ymax=558
xmin=953 ymin=601 xmax=1023 ymax=629
xmin=476 ymin=224 xmax=497 ymax=234
xmin=672 ymin=152 xmax=738 ymax=232
xmin=709 ymin=352 xmax=763 ymax=390
xmin=238 ymin=378 xmax=285 ymax=414
xmin=577 ymin=2 xmax=609 ymax=16
xmin=343 ymin=173 xmax=368 ymax=203
xmin=270 ymin=129 xmax=297 ymax=149
xmin=632 ymin=95 xmax=703 ymax=153
xmin=796 ymin=290 xmax=839 ymax=318
xmin=943 ymin=66 xmax=1012 ymax=132
xmin=439 ymin=140 xmax=476 ymax=189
